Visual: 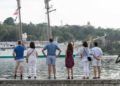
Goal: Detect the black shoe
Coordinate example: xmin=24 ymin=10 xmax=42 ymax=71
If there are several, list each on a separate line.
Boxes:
xmin=86 ymin=77 xmax=89 ymax=79
xmin=97 ymin=77 xmax=100 ymax=79
xmin=54 ymin=76 xmax=56 ymax=79
xmin=28 ymin=76 xmax=31 ymax=79
xmin=48 ymin=76 xmax=51 ymax=79
xmin=93 ymin=77 xmax=97 ymax=79
xmin=20 ymin=75 xmax=23 ymax=80
xmin=67 ymin=76 xmax=70 ymax=79
xmin=34 ymin=76 xmax=37 ymax=79
xmin=71 ymin=76 xmax=73 ymax=79
xmin=14 ymin=74 xmax=17 ymax=79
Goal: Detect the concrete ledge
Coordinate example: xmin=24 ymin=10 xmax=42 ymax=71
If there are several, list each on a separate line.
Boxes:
xmin=0 ymin=79 xmax=120 ymax=86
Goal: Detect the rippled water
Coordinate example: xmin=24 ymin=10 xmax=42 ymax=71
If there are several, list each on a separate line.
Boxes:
xmin=0 ymin=56 xmax=120 ymax=80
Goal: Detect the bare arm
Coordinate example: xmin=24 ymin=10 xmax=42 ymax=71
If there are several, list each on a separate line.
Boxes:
xmin=72 ymin=41 xmax=74 ymax=47
xmin=42 ymin=49 xmax=47 ymax=57
xmin=93 ymin=54 xmax=100 ymax=60
xmin=57 ymin=49 xmax=61 ymax=57
xmin=80 ymin=53 xmax=83 ymax=59
xmin=36 ymin=51 xmax=38 ymax=57
xmin=13 ymin=51 xmax=16 ymax=60
xmin=79 ymin=48 xmax=83 ymax=59
xmin=26 ymin=52 xmax=29 ymax=63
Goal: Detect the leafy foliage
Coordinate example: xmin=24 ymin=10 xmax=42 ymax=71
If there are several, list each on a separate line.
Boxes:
xmin=3 ymin=17 xmax=15 ymax=25
xmin=0 ymin=17 xmax=120 ymax=54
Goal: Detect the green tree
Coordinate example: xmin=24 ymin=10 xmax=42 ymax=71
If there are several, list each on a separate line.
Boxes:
xmin=3 ymin=17 xmax=15 ymax=25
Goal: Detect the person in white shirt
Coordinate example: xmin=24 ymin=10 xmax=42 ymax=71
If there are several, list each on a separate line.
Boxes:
xmin=80 ymin=41 xmax=90 ymax=79
xmin=92 ymin=42 xmax=103 ymax=79
xmin=26 ymin=42 xmax=38 ymax=79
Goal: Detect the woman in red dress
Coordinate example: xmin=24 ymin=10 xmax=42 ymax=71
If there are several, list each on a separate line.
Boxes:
xmin=65 ymin=42 xmax=74 ymax=79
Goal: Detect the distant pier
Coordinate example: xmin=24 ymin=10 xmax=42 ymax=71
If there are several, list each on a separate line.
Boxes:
xmin=0 ymin=79 xmax=120 ymax=86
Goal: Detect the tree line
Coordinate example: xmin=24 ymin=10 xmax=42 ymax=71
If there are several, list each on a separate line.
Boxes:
xmin=1 ymin=17 xmax=120 ymax=55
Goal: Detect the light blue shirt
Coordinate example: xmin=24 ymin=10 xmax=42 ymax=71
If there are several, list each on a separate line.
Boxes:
xmin=43 ymin=43 xmax=60 ymax=56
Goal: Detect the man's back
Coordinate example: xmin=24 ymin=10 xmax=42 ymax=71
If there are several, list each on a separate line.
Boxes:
xmin=44 ymin=43 xmax=59 ymax=56
xmin=14 ymin=45 xmax=25 ymax=59
xmin=92 ymin=47 xmax=103 ymax=57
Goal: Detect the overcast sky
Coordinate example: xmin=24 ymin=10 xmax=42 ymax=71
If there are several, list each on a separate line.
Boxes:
xmin=0 ymin=0 xmax=120 ymax=28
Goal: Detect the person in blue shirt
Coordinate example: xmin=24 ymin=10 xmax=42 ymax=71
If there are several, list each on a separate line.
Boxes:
xmin=13 ymin=40 xmax=25 ymax=80
xmin=42 ymin=38 xmax=61 ymax=79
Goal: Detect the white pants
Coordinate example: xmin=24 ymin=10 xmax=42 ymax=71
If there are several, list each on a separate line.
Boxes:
xmin=82 ymin=61 xmax=90 ymax=77
xmin=28 ymin=56 xmax=37 ymax=77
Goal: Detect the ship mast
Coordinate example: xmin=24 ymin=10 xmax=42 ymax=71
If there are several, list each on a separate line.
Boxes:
xmin=16 ymin=0 xmax=22 ymax=40
xmin=44 ymin=0 xmax=56 ymax=40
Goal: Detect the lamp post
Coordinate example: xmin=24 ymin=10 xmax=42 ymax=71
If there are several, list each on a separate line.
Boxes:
xmin=16 ymin=0 xmax=22 ymax=40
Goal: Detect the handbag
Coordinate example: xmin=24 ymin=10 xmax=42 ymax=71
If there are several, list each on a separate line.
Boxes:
xmin=87 ymin=56 xmax=92 ymax=61
xmin=84 ymin=48 xmax=92 ymax=61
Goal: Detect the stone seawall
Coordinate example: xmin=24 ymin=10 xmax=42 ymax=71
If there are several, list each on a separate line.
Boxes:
xmin=0 ymin=79 xmax=120 ymax=86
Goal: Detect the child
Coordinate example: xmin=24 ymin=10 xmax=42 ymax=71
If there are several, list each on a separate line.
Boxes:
xmin=65 ymin=42 xmax=74 ymax=79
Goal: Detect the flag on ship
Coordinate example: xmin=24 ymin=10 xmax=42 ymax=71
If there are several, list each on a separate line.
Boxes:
xmin=13 ymin=8 xmax=19 ymax=15
xmin=13 ymin=8 xmax=19 ymax=21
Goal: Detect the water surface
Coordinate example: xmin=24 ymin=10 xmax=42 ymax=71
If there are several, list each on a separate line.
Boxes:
xmin=0 ymin=56 xmax=120 ymax=80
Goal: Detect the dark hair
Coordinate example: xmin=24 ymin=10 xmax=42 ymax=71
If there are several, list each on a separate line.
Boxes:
xmin=18 ymin=40 xmax=22 ymax=45
xmin=67 ymin=42 xmax=73 ymax=53
xmin=94 ymin=42 xmax=98 ymax=46
xmin=49 ymin=38 xmax=53 ymax=42
xmin=82 ymin=41 xmax=88 ymax=47
xmin=30 ymin=42 xmax=35 ymax=49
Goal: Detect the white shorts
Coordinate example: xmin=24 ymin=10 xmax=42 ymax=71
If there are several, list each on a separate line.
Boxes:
xmin=92 ymin=59 xmax=101 ymax=66
xmin=16 ymin=59 xmax=24 ymax=62
xmin=16 ymin=59 xmax=24 ymax=67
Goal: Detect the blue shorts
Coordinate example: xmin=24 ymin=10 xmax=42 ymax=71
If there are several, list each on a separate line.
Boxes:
xmin=46 ymin=56 xmax=56 ymax=65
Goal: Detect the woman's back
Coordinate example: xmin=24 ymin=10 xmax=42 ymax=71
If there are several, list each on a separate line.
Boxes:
xmin=80 ymin=47 xmax=90 ymax=62
xmin=65 ymin=50 xmax=74 ymax=68
xmin=66 ymin=50 xmax=73 ymax=58
xmin=27 ymin=48 xmax=37 ymax=58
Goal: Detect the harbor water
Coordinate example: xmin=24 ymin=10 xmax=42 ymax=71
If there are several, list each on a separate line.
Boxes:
xmin=0 ymin=56 xmax=120 ymax=80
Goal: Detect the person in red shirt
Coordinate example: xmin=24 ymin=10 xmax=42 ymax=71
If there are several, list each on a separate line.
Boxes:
xmin=65 ymin=42 xmax=74 ymax=79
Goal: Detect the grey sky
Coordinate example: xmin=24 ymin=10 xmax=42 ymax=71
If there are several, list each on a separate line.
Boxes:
xmin=0 ymin=0 xmax=120 ymax=28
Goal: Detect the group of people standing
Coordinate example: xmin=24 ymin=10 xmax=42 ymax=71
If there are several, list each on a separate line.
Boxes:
xmin=13 ymin=38 xmax=103 ymax=80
